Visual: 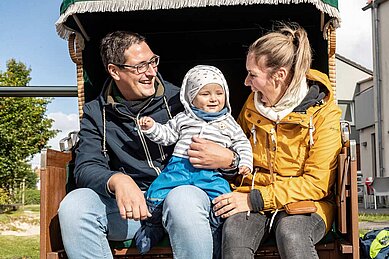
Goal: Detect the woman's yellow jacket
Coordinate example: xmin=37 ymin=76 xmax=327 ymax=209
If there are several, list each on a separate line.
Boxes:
xmin=236 ymin=69 xmax=342 ymax=232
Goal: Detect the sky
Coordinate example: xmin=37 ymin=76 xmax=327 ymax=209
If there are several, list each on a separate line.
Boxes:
xmin=0 ymin=0 xmax=373 ymax=168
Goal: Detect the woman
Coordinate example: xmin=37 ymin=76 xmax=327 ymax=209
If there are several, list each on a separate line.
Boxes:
xmin=210 ymin=23 xmax=343 ymax=258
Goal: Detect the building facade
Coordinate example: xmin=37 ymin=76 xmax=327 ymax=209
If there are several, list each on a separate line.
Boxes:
xmin=336 ymin=54 xmax=373 ymax=173
xmin=361 ymin=0 xmax=389 ymax=178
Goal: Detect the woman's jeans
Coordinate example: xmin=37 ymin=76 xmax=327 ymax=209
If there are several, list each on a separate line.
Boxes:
xmin=58 ymin=185 xmax=214 ymax=259
xmin=222 ymin=211 xmax=326 ymax=259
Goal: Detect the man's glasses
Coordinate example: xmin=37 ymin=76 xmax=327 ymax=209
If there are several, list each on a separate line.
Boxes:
xmin=114 ymin=55 xmax=160 ymax=74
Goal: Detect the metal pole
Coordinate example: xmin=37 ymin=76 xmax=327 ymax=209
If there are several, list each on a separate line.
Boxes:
xmin=372 ymin=2 xmax=384 ymax=177
xmin=0 ymin=86 xmax=77 ymax=97
xmin=22 ymin=178 xmax=26 ymax=209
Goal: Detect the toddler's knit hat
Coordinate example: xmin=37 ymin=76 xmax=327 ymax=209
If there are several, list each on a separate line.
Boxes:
xmin=185 ymin=65 xmax=226 ymax=103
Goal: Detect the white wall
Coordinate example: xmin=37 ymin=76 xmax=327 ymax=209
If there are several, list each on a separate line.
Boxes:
xmin=336 ymin=58 xmax=372 ymax=101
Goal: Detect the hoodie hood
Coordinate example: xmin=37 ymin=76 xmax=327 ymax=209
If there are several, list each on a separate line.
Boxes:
xmin=180 ymin=65 xmax=231 ymax=119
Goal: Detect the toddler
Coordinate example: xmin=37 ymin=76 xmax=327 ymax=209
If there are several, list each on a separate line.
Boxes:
xmin=135 ymin=65 xmax=253 ymax=254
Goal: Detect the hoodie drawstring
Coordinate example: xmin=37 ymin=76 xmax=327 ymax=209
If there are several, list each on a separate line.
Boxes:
xmin=246 ymin=167 xmax=259 ymax=219
xmin=269 ymin=209 xmax=279 ymax=233
xmin=163 ymin=96 xmax=173 ymax=119
xmin=266 ymin=127 xmax=279 ymax=231
xmin=102 ymin=107 xmax=108 ymax=157
xmin=101 ymin=95 xmax=174 ymax=167
xmin=266 ymin=128 xmax=276 ymax=184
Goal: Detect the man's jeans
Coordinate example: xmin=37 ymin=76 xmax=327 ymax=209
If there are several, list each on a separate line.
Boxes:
xmin=222 ymin=211 xmax=326 ymax=259
xmin=58 ymin=185 xmax=214 ymax=259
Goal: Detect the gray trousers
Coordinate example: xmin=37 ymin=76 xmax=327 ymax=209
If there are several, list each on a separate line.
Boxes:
xmin=222 ymin=211 xmax=326 ymax=259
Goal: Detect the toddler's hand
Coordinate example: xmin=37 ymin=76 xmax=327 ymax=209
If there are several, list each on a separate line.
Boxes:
xmin=138 ymin=116 xmax=154 ymax=130
xmin=238 ymin=166 xmax=251 ymax=177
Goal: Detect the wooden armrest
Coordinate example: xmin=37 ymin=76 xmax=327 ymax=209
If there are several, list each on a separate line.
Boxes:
xmin=40 ymin=148 xmax=72 ymax=259
xmin=47 ymin=250 xmax=66 ymax=259
xmin=348 ymin=140 xmax=360 ymax=258
xmin=335 ymin=140 xmax=359 ymax=259
xmin=337 ymin=147 xmax=348 ymax=234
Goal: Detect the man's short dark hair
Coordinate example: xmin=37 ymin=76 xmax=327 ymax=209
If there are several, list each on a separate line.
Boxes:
xmin=100 ymin=31 xmax=146 ymax=71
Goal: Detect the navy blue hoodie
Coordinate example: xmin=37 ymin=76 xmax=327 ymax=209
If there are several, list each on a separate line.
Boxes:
xmin=74 ymin=74 xmax=183 ymax=197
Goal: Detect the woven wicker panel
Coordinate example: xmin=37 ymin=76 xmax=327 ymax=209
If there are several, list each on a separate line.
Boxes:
xmin=327 ymin=27 xmax=337 ymax=101
xmin=68 ymin=33 xmax=85 ymax=120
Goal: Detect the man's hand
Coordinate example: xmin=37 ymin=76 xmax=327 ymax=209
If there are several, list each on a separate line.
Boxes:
xmin=108 ymin=173 xmax=151 ymax=220
xmin=188 ymin=136 xmax=234 ymax=169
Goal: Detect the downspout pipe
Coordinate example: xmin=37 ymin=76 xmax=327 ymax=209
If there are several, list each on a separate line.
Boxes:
xmin=363 ymin=0 xmax=386 ymax=176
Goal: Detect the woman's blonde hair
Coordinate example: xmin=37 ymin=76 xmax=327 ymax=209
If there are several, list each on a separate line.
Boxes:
xmin=248 ymin=23 xmax=311 ymax=91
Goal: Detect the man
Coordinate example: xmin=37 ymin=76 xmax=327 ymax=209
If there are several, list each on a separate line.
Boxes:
xmin=58 ymin=31 xmax=233 ymax=259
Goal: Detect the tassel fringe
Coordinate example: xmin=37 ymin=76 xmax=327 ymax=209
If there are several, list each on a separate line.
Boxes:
xmin=56 ymin=0 xmax=340 ymax=40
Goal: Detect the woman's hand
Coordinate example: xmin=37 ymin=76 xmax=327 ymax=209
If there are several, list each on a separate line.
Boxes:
xmin=212 ymin=192 xmax=252 ymax=218
xmin=188 ymin=136 xmax=233 ymax=169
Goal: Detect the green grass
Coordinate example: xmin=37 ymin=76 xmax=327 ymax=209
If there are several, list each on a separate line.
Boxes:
xmin=0 ymin=235 xmax=39 ymax=259
xmin=23 ymin=205 xmax=40 ymax=213
xmin=0 ymin=205 xmax=40 ymax=258
xmin=359 ymin=213 xmax=389 ymax=222
xmin=358 ymin=213 xmax=389 ymax=236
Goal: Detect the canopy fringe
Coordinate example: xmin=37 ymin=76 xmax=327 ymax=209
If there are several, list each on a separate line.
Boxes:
xmin=56 ymin=0 xmax=340 ymax=40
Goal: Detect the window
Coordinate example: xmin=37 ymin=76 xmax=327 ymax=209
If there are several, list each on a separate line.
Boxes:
xmin=338 ymin=101 xmax=355 ymax=125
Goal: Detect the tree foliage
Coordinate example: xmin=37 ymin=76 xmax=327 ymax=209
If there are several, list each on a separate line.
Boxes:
xmin=0 ymin=59 xmax=58 ymax=197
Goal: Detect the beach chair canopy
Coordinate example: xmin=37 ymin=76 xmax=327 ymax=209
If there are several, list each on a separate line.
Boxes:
xmin=56 ymin=0 xmax=340 ymax=115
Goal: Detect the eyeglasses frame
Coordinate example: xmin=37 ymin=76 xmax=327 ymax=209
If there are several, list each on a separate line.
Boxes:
xmin=113 ymin=55 xmax=160 ymax=74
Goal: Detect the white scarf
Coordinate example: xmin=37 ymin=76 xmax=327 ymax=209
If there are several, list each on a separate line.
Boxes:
xmin=254 ymin=76 xmax=309 ymax=122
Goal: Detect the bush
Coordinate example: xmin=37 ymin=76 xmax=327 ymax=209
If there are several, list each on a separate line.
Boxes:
xmin=0 ymin=188 xmax=9 ymax=204
xmin=24 ymin=189 xmax=40 ymax=205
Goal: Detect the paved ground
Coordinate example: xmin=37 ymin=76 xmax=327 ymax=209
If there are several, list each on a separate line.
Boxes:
xmin=358 ymin=203 xmax=389 ymax=215
xmin=0 ymin=209 xmax=40 ymax=236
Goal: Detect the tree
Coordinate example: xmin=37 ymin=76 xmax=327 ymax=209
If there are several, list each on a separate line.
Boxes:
xmin=0 ymin=59 xmax=58 ymax=199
